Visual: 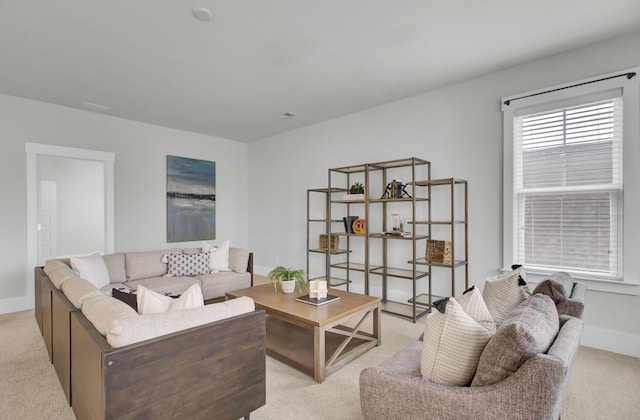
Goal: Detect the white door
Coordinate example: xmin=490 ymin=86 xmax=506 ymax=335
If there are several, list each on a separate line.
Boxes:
xmin=38 ymin=180 xmax=58 ymax=266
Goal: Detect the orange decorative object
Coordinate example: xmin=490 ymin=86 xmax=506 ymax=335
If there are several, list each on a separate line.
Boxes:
xmin=352 ymin=218 xmax=366 ymax=234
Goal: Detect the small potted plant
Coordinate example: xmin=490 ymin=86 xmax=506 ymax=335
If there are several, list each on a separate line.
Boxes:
xmin=267 ymin=266 xmax=308 ymax=294
xmin=350 ymin=181 xmax=364 ymax=194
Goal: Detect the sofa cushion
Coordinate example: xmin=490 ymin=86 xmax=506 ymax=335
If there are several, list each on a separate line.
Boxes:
xmin=61 ymin=277 xmax=105 ymax=309
xmin=229 ymin=247 xmax=250 ymax=274
xmin=482 ymin=268 xmax=531 ymax=325
xmin=165 ymin=252 xmax=211 ymax=277
xmin=102 ymin=252 xmax=127 ymax=283
xmin=196 ymin=271 xmax=251 ymax=300
xmin=471 ymin=294 xmax=559 ymax=387
xmin=106 ymin=296 xmax=255 ymax=348
xmin=421 ymin=297 xmax=494 ymax=386
xmin=125 ymin=276 xmax=201 ymax=296
xmin=125 ymin=248 xmax=181 ymax=281
xmin=137 ymin=283 xmax=204 ymax=315
xmin=202 ymin=240 xmax=231 ymax=271
xmin=43 ymin=259 xmax=77 ymax=289
xmin=82 ymin=294 xmax=138 ymax=336
xmin=70 ymin=252 xmax=110 ymax=289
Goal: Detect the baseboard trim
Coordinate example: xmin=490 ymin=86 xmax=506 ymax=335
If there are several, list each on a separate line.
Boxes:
xmin=0 ymin=296 xmax=33 ymax=315
xmin=581 ymin=325 xmax=640 ymax=358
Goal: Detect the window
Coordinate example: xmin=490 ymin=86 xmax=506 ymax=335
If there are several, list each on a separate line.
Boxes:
xmin=503 ymin=69 xmax=640 ymax=294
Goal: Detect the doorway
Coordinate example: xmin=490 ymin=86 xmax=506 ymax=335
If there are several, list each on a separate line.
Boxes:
xmin=25 ymin=143 xmax=115 ymax=298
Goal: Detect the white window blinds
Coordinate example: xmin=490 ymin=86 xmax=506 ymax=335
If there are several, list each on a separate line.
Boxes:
xmin=513 ymin=96 xmax=623 ymax=277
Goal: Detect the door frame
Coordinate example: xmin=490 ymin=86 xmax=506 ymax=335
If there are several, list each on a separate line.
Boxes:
xmin=25 ymin=142 xmax=115 ymax=309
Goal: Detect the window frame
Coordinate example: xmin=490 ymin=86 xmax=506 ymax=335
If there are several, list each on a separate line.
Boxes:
xmin=502 ymin=69 xmax=640 ymax=295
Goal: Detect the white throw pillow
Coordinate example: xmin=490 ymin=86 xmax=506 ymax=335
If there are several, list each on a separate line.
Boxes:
xmin=70 ymin=252 xmax=110 ymax=289
xmin=421 ymin=297 xmax=493 ymax=386
xmin=137 ymin=284 xmax=204 ymax=315
xmin=482 ymin=269 xmax=531 ymax=325
xmin=169 ymin=283 xmax=205 ymax=311
xmin=458 ymin=286 xmax=496 ymax=334
xmin=202 ymin=240 xmax=231 ymax=271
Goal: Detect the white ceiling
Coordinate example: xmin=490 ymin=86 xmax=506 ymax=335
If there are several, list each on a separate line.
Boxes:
xmin=1 ymin=1 xmax=639 ymax=142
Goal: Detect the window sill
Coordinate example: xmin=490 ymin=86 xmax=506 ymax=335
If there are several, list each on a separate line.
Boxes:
xmin=500 ymin=267 xmax=640 ymax=296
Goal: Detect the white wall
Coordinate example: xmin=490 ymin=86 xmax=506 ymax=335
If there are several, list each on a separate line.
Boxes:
xmin=248 ymin=31 xmax=640 ymax=356
xmin=0 ymin=94 xmax=248 ymax=313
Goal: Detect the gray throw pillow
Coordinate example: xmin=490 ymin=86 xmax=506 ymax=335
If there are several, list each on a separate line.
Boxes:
xmin=471 ymin=294 xmax=559 ymax=387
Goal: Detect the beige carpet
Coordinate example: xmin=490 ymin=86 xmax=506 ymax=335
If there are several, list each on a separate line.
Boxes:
xmin=1 ymin=308 xmax=639 ymax=420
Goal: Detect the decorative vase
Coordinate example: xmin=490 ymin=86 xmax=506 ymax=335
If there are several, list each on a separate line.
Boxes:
xmin=281 ymin=280 xmax=296 ymax=293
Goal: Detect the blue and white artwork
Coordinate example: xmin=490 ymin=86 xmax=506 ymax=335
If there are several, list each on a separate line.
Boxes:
xmin=166 ymin=155 xmax=216 ymax=242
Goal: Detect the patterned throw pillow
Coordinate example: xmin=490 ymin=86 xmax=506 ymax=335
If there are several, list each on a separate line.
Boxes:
xmin=165 ymin=252 xmax=210 ymax=277
xmin=421 ymin=297 xmax=494 ymax=386
xmin=482 ymin=268 xmax=531 ymax=325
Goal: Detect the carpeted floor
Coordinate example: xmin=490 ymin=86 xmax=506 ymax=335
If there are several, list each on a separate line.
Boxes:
xmin=1 ymin=307 xmax=639 ymax=420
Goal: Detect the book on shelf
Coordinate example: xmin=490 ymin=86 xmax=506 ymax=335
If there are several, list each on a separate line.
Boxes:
xmin=295 ymin=294 xmax=340 ymax=306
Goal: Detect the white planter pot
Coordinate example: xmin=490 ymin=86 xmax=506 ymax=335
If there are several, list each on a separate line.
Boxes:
xmin=281 ymin=280 xmax=296 ymax=293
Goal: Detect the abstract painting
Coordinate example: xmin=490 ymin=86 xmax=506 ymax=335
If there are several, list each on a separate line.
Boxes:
xmin=166 ymin=155 xmax=216 ymax=242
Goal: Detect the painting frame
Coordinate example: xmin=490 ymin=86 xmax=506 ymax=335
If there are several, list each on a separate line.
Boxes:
xmin=166 ymin=155 xmax=216 ymax=243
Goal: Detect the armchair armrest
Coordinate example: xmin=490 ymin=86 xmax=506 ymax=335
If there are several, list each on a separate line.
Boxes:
xmin=558 ymin=282 xmax=586 ymax=318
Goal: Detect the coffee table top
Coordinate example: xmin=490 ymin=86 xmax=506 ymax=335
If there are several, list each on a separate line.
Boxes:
xmin=226 ymin=284 xmax=380 ymax=327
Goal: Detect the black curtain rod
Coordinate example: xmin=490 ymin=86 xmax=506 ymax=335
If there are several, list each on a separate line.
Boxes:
xmin=503 ymin=71 xmax=636 ymax=106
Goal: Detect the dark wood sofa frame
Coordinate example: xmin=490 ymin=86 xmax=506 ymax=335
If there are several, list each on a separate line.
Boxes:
xmin=35 ymin=266 xmax=266 ymax=420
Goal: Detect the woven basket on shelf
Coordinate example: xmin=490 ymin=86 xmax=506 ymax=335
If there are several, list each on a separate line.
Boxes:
xmin=318 ymin=234 xmax=339 ymax=252
xmin=425 ymin=239 xmax=452 ymax=264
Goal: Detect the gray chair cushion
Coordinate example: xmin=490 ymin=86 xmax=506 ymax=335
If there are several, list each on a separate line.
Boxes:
xmin=471 ymin=294 xmax=559 ymax=387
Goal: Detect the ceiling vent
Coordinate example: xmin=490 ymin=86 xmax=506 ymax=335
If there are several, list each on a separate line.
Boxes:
xmin=276 ymin=112 xmax=297 ymax=119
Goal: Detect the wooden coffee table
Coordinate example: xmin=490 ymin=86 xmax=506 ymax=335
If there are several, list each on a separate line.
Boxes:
xmin=226 ymin=284 xmax=381 ymax=383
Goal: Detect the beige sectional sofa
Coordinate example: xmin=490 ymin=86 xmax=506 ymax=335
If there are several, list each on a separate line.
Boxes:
xmin=34 ymin=246 xmax=265 ymax=420
xmin=48 ymin=246 xmax=254 ymax=302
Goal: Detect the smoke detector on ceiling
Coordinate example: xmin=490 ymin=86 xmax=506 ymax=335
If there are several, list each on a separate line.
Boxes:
xmin=192 ymin=7 xmax=213 ymax=21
